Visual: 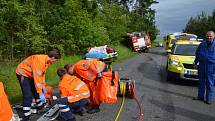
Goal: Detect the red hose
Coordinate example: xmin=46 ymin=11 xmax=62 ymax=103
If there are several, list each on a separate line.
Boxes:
xmin=134 ymin=96 xmax=143 ymax=121
xmin=130 ymin=81 xmax=143 ymax=121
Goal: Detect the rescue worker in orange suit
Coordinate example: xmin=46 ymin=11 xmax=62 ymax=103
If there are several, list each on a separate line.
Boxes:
xmin=64 ymin=59 xmax=107 ymax=114
xmin=0 ymin=81 xmax=14 ymax=121
xmin=16 ymin=49 xmax=61 ymax=121
xmin=57 ymin=68 xmax=90 ymax=121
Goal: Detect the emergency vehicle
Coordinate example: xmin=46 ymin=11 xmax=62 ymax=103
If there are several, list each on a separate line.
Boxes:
xmin=166 ymin=40 xmax=201 ymax=81
xmin=164 ymin=32 xmax=198 ymax=53
xmin=128 ymin=32 xmax=151 ymax=52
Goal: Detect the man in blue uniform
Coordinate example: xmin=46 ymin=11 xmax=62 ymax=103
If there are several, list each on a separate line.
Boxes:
xmin=194 ymin=31 xmax=215 ymax=104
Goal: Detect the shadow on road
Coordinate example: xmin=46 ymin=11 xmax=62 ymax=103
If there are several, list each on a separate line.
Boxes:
xmin=135 ymin=82 xmax=193 ymax=99
xmin=138 ymin=60 xmax=198 ymax=87
xmin=166 ymin=79 xmax=199 ymax=87
xmin=150 ymin=99 xmax=215 ymax=121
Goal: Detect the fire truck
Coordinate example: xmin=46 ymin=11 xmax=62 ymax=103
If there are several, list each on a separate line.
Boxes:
xmin=128 ymin=32 xmax=151 ymax=52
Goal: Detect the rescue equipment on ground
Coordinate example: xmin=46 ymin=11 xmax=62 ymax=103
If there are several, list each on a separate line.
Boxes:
xmin=37 ymin=99 xmax=60 ymax=121
xmin=93 ymin=71 xmax=119 ymax=104
xmin=37 ymin=105 xmax=59 ymax=121
xmin=118 ymin=78 xmax=135 ymax=98
xmin=115 ymin=78 xmax=143 ymax=121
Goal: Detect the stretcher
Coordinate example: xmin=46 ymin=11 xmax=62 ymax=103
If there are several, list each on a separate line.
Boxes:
xmin=85 ymin=45 xmax=118 ymax=70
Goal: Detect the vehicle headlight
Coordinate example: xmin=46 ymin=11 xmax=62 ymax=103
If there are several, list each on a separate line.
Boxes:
xmin=177 ymin=67 xmax=183 ymax=70
xmin=172 ymin=61 xmax=179 ymax=65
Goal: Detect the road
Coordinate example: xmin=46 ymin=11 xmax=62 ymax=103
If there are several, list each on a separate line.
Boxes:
xmin=15 ymin=47 xmax=215 ymax=121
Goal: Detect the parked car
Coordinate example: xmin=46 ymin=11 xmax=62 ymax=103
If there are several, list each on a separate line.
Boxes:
xmin=164 ymin=32 xmax=197 ymax=53
xmin=156 ymin=42 xmax=163 ymax=47
xmin=127 ymin=32 xmax=151 ymax=52
xmin=166 ymin=40 xmax=200 ymax=81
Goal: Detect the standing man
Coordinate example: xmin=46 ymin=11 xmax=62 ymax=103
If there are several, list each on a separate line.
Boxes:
xmin=16 ymin=49 xmax=61 ymax=120
xmin=194 ymin=31 xmax=215 ymax=104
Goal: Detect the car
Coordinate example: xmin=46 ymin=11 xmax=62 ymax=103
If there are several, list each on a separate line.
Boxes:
xmin=166 ymin=40 xmax=201 ymax=81
xmin=156 ymin=42 xmax=163 ymax=47
xmin=164 ymin=32 xmax=198 ymax=53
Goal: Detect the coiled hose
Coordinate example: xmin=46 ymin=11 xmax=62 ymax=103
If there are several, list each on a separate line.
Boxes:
xmin=115 ymin=80 xmax=143 ymax=121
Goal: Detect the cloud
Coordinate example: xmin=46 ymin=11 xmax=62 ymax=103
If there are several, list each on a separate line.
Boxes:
xmin=151 ymin=0 xmax=215 ymax=36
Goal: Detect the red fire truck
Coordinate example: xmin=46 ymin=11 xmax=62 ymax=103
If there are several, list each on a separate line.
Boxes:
xmin=128 ymin=32 xmax=151 ymax=52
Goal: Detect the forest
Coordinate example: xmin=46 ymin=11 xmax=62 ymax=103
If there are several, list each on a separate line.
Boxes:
xmin=184 ymin=10 xmax=215 ymax=38
xmin=0 ymin=0 xmax=158 ymax=60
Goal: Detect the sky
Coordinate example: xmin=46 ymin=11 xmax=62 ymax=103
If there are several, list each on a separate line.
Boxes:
xmin=151 ymin=0 xmax=215 ymax=37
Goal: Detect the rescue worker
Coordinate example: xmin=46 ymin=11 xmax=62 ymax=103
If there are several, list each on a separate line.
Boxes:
xmin=57 ymin=68 xmax=90 ymax=121
xmin=64 ymin=59 xmax=108 ymax=114
xmin=16 ymin=49 xmax=61 ymax=120
xmin=64 ymin=64 xmax=75 ymax=75
xmin=194 ymin=31 xmax=215 ymax=104
xmin=0 ymin=81 xmax=13 ymax=121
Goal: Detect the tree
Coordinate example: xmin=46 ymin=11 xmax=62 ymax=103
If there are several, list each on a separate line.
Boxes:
xmin=184 ymin=10 xmax=215 ymax=38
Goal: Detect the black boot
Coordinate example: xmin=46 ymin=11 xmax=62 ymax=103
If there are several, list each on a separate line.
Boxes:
xmin=87 ymin=105 xmax=100 ymax=114
xmin=22 ymin=116 xmax=31 ymax=121
xmin=73 ymin=108 xmax=85 ymax=116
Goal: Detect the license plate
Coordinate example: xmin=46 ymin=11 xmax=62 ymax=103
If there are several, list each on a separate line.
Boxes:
xmin=185 ymin=70 xmax=197 ymax=75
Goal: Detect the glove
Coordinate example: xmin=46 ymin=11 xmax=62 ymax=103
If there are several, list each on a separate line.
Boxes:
xmin=97 ymin=73 xmax=102 ymax=78
xmin=39 ymin=93 xmax=46 ymax=103
xmin=42 ymin=88 xmax=46 ymax=94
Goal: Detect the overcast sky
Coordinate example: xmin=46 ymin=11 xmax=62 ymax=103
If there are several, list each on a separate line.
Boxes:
xmin=151 ymin=0 xmax=215 ymax=37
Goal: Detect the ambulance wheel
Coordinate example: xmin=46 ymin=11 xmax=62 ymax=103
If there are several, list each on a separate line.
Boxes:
xmin=166 ymin=61 xmax=168 ymax=71
xmin=166 ymin=71 xmax=171 ymax=82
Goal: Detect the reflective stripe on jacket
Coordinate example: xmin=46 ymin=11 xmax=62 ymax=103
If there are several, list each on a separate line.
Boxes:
xmin=58 ymin=74 xmax=90 ymax=103
xmin=74 ymin=59 xmax=105 ymax=81
xmin=0 ymin=82 xmax=13 ymax=121
xmin=16 ymin=55 xmax=49 ymax=94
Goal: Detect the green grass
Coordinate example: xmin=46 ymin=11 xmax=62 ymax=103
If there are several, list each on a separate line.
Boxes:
xmin=0 ymin=44 xmax=137 ymax=103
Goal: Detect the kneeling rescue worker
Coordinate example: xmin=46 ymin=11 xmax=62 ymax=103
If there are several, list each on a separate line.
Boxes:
xmin=16 ymin=49 xmax=61 ymax=121
xmin=64 ymin=59 xmax=105 ymax=114
xmin=57 ymin=68 xmax=90 ymax=121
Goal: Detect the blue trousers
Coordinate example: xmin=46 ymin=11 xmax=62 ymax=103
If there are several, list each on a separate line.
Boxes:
xmin=17 ymin=74 xmax=44 ymax=118
xmin=198 ymin=63 xmax=215 ymax=102
xmin=57 ymin=97 xmax=88 ymax=121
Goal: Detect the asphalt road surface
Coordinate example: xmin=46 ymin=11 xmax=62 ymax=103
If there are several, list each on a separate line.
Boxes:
xmin=15 ymin=47 xmax=215 ymax=121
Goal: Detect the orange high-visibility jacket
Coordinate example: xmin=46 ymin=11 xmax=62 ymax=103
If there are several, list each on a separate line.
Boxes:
xmin=58 ymin=74 xmax=90 ymax=103
xmin=0 ymin=82 xmax=13 ymax=121
xmin=73 ymin=59 xmax=105 ymax=81
xmin=16 ymin=55 xmax=49 ymax=94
